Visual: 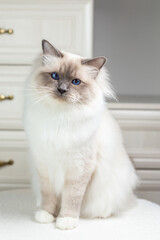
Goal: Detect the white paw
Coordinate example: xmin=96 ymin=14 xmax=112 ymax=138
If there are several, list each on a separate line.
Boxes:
xmin=35 ymin=209 xmax=55 ymax=223
xmin=56 ymin=217 xmax=79 ymax=230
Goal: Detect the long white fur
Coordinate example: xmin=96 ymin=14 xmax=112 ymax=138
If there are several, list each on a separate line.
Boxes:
xmin=24 ymin=51 xmax=137 ymax=226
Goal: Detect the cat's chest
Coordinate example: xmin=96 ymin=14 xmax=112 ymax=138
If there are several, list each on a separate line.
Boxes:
xmin=29 ymin=106 xmax=98 ymax=150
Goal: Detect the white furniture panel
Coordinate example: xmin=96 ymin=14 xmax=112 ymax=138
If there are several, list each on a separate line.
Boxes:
xmin=0 ymin=0 xmax=93 ymax=64
xmin=0 ymin=66 xmax=30 ymax=129
xmin=0 ymin=151 xmax=29 ymax=182
xmin=133 ymin=158 xmax=160 ymax=169
xmin=0 ymin=0 xmax=93 ymax=190
xmin=110 ymin=106 xmax=160 ymax=203
xmin=0 ymin=131 xmax=29 ymax=190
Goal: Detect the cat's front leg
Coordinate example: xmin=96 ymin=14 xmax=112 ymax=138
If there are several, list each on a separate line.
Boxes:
xmin=35 ymin=176 xmax=57 ymax=224
xmin=56 ymin=174 xmax=91 ymax=230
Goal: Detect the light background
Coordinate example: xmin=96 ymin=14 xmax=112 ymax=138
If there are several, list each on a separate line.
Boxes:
xmin=94 ymin=0 xmax=160 ymax=97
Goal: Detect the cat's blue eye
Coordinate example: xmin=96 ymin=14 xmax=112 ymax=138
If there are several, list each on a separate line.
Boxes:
xmin=72 ymin=79 xmax=81 ymax=85
xmin=51 ymin=72 xmax=59 ymax=80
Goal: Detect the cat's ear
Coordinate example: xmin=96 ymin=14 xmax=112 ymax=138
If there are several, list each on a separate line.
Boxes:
xmin=81 ymin=57 xmax=106 ymax=70
xmin=42 ymin=40 xmax=63 ymax=58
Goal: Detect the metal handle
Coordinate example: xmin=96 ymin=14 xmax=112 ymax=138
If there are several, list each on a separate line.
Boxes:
xmin=0 ymin=28 xmax=13 ymax=34
xmin=0 ymin=160 xmax=14 ymax=167
xmin=0 ymin=94 xmax=14 ymax=101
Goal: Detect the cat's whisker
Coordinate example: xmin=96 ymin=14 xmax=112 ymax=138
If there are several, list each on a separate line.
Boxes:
xmin=31 ymin=92 xmax=51 ymax=100
xmin=23 ymin=92 xmax=49 ymax=97
xmin=20 ymin=90 xmax=52 ymax=97
xmin=24 ymin=89 xmax=52 ymax=94
xmin=32 ymin=93 xmax=51 ymax=106
xmin=68 ymin=93 xmax=82 ymax=104
xmin=23 ymin=83 xmax=55 ymax=94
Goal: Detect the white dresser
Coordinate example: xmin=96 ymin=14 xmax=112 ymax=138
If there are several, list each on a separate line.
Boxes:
xmin=0 ymin=0 xmax=93 ymax=186
xmin=109 ymin=101 xmax=160 ymax=205
xmin=0 ymin=0 xmax=160 ymax=205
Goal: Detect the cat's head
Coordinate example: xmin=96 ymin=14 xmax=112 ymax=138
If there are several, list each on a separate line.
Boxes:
xmin=34 ymin=40 xmax=114 ymax=105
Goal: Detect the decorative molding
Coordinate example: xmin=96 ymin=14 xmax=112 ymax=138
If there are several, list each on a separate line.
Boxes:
xmin=137 ymin=180 xmax=160 ymax=191
xmin=0 ymin=180 xmax=31 ymax=191
xmin=1 ymin=179 xmax=160 ymax=191
xmin=108 ymin=103 xmax=160 ymax=110
xmin=132 ymin=158 xmax=160 ymax=169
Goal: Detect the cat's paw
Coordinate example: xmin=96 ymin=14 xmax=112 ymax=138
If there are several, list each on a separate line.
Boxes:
xmin=35 ymin=209 xmax=55 ymax=224
xmin=56 ymin=217 xmax=79 ymax=230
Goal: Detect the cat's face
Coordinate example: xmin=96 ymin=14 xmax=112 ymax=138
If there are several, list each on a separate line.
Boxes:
xmin=35 ymin=40 xmax=106 ymax=104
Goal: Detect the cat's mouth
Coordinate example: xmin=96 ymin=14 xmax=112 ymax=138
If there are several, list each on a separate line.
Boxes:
xmin=52 ymin=91 xmax=68 ymax=101
xmin=52 ymin=91 xmax=79 ymax=104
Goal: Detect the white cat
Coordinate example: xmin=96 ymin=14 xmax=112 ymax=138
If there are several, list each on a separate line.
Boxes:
xmin=24 ymin=40 xmax=137 ymax=230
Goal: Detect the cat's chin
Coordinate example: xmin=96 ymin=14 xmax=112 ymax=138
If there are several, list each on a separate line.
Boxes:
xmin=51 ymin=93 xmax=68 ymax=102
xmin=51 ymin=94 xmax=78 ymax=105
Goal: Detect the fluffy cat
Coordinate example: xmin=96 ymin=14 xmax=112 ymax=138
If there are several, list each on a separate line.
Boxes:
xmin=24 ymin=40 xmax=137 ymax=230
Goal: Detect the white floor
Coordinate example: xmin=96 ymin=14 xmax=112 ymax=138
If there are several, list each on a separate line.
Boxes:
xmin=0 ymin=189 xmax=160 ymax=240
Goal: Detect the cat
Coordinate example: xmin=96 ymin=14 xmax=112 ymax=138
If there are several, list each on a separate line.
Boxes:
xmin=24 ymin=40 xmax=138 ymax=230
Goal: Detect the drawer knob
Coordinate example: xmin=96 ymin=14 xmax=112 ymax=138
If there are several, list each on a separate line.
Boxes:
xmin=0 ymin=28 xmax=14 ymax=34
xmin=0 ymin=160 xmax=14 ymax=167
xmin=0 ymin=94 xmax=14 ymax=101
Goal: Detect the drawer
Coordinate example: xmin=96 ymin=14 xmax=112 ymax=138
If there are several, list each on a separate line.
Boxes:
xmin=0 ymin=1 xmax=93 ymax=64
xmin=112 ymin=109 xmax=160 ymax=160
xmin=132 ymin=157 xmax=160 ymax=169
xmin=0 ymin=151 xmax=30 ymax=182
xmin=131 ymin=156 xmax=160 ymax=191
xmin=0 ymin=66 xmax=30 ymax=129
xmin=137 ymin=170 xmax=160 ymax=180
xmin=136 ymin=170 xmax=160 ymax=191
xmin=123 ymin=130 xmax=160 ymax=151
xmin=136 ymin=190 xmax=160 ymax=205
xmin=0 ymin=130 xmax=30 ymax=189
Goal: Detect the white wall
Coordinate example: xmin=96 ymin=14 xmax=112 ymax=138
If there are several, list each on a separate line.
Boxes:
xmin=94 ymin=0 xmax=160 ymax=96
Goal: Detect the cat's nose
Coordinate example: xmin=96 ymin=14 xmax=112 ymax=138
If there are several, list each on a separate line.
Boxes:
xmin=57 ymin=88 xmax=67 ymax=95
